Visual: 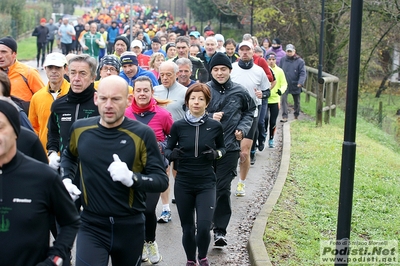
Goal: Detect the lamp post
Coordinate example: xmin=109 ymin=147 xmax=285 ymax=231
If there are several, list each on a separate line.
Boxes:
xmin=250 ymin=0 xmax=254 ymax=35
xmin=318 ymin=0 xmax=325 ymax=80
xmin=335 ymin=0 xmax=364 ymax=265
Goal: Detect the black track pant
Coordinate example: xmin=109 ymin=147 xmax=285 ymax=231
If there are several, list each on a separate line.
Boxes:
xmin=175 ymin=181 xmax=216 ymax=261
xmin=36 ymin=42 xmax=46 ymax=67
xmin=259 ymin=102 xmax=279 ymax=143
xmin=212 ymin=151 xmax=240 ymax=236
xmin=144 ymin=192 xmax=160 ymax=242
xmin=76 ymin=210 xmax=145 ymax=266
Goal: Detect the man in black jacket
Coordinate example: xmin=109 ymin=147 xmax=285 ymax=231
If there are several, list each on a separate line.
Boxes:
xmin=32 ymin=18 xmax=49 ymax=69
xmin=0 ymin=98 xmax=80 ymax=266
xmin=206 ymin=52 xmax=256 ymax=246
xmin=171 ymin=36 xmax=208 ymax=83
xmin=46 ymin=54 xmax=99 ymax=219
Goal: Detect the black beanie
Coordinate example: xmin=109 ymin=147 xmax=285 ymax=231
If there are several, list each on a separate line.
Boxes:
xmin=0 ymin=99 xmax=20 ymax=137
xmin=209 ymin=52 xmax=232 ymax=71
xmin=114 ymin=36 xmax=130 ymax=49
xmin=0 ymin=36 xmax=17 ymax=53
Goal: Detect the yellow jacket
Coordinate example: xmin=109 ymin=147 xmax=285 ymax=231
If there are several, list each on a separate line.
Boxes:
xmin=8 ymin=60 xmax=44 ymax=101
xmin=28 ymin=79 xmax=70 ymax=152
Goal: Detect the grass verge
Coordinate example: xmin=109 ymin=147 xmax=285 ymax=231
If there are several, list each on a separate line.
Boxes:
xmin=264 ymin=96 xmax=400 ymax=265
xmin=17 ymin=36 xmax=37 ymax=61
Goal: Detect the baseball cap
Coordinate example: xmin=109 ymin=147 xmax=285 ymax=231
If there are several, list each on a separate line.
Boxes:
xmin=239 ymin=41 xmax=254 ymax=50
xmin=151 ymin=37 xmax=161 ymax=44
xmin=189 ymin=31 xmax=201 ymax=39
xmin=286 ymin=44 xmax=295 ymax=51
xmin=43 ymin=52 xmax=68 ymax=67
xmin=131 ymin=40 xmax=143 ymax=49
xmin=40 ymin=18 xmax=46 ymax=23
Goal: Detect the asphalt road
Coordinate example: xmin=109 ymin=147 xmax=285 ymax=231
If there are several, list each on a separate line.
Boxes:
xmin=22 ymin=57 xmax=282 ymax=265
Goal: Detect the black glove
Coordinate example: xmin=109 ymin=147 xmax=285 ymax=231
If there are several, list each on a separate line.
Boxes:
xmin=202 ymin=144 xmax=219 ymax=160
xmin=36 ymin=257 xmax=54 ymax=266
xmin=277 ymin=89 xmax=282 ymax=96
xmin=169 ymin=147 xmax=184 ymax=161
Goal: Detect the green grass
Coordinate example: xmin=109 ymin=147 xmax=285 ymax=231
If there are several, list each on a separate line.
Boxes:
xmin=264 ymin=96 xmax=400 ymax=265
xmin=17 ymin=36 xmax=37 ymax=61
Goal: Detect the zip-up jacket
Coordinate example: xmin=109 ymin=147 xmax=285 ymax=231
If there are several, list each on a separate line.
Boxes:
xmin=29 ymin=79 xmax=70 ymax=151
xmin=46 ymin=84 xmax=99 ymax=153
xmin=279 ymin=54 xmax=307 ymax=95
xmin=165 ymin=114 xmax=226 ymax=189
xmin=206 ymin=78 xmax=256 ymax=152
xmin=60 ymin=117 xmax=169 ymax=216
xmin=81 ymin=32 xmax=105 ymax=58
xmin=0 ymin=151 xmax=80 ymax=265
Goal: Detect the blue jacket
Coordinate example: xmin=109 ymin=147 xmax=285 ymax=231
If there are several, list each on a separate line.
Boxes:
xmin=107 ymin=26 xmax=119 ymax=43
xmin=119 ymin=67 xmax=159 ymax=87
xmin=279 ymin=54 xmax=306 ymax=95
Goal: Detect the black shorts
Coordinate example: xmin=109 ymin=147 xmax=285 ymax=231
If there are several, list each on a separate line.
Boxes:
xmin=244 ymin=116 xmax=258 ymax=140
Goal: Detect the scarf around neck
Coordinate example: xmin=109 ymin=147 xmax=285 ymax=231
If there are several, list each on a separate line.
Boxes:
xmin=130 ymin=97 xmax=157 ymax=114
xmin=238 ymin=59 xmax=254 ymax=70
xmin=66 ymin=83 xmax=96 ymax=103
xmin=184 ymin=110 xmax=208 ymax=126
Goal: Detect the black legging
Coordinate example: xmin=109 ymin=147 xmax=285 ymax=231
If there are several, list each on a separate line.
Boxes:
xmin=144 ymin=192 xmax=160 ymax=242
xmin=36 ymin=42 xmax=46 ymax=67
xmin=260 ymin=102 xmax=280 ymax=143
xmin=174 ymin=181 xmax=216 ymax=261
xmin=47 ymin=39 xmax=54 ymax=54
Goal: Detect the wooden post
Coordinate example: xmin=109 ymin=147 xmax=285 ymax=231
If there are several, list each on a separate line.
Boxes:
xmin=396 ymin=116 xmax=400 ymax=142
xmin=316 ymin=78 xmax=324 ymax=126
xmin=332 ymin=81 xmax=339 ymax=117
xmin=378 ymin=101 xmax=383 ymax=128
xmin=324 ymin=82 xmax=333 ymax=124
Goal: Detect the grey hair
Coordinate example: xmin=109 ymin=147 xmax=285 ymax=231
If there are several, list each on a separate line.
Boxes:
xmin=175 ymin=58 xmax=192 ymax=69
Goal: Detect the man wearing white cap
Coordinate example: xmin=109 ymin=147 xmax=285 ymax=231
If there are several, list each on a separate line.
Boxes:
xmin=231 ymin=41 xmax=271 ymax=197
xmin=131 ymin=40 xmax=151 ymax=70
xmin=28 ymin=52 xmax=70 ymax=152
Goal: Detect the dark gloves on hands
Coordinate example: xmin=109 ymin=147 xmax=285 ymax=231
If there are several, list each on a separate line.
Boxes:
xmin=202 ymin=144 xmax=219 ymax=160
xmin=36 ymin=258 xmax=55 ymax=266
xmin=277 ymin=89 xmax=282 ymax=96
xmin=169 ymin=147 xmax=184 ymax=161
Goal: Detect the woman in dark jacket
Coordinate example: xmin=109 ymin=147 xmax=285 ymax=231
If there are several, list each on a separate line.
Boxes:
xmin=165 ymin=83 xmax=226 ymax=266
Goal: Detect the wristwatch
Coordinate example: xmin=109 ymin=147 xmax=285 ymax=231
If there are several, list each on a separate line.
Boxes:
xmin=217 ymin=150 xmax=223 ymax=159
xmin=49 ymin=255 xmax=63 ymax=266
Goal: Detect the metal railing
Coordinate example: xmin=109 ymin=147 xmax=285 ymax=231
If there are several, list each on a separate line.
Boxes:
xmin=303 ymin=66 xmax=340 ymax=126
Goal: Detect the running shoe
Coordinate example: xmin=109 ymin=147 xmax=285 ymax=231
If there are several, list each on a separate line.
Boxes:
xmin=186 ymin=260 xmax=197 ymax=266
xmin=250 ymin=152 xmax=256 ymax=165
xmin=147 ymin=241 xmax=162 ymax=264
xmin=198 ymin=257 xmax=210 ymax=266
xmin=258 ymin=141 xmax=265 ymax=152
xmin=214 ymin=232 xmax=228 ymax=246
xmin=142 ymin=242 xmax=148 ymax=262
xmin=235 ymin=182 xmax=246 ymax=197
xmin=157 ymin=210 xmax=172 ymax=223
xmin=269 ymin=139 xmax=275 ymax=148
xmin=280 ymin=118 xmax=288 ymax=122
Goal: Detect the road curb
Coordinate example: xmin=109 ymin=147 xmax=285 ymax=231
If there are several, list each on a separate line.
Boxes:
xmin=247 ymin=122 xmax=291 ymax=266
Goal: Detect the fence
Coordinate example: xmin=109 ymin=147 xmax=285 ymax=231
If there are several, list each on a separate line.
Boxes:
xmin=303 ymin=66 xmax=340 ymax=126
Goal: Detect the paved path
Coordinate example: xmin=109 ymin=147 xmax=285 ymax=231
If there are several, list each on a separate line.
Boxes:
xmin=22 ymin=57 xmax=284 ymax=265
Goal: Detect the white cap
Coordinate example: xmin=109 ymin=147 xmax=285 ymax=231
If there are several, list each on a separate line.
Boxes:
xmin=239 ymin=41 xmax=254 ymax=50
xmin=43 ymin=52 xmax=68 ymax=67
xmin=131 ymin=40 xmax=143 ymax=50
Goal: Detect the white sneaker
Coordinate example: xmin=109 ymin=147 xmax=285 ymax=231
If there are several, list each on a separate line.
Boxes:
xmin=142 ymin=242 xmax=148 ymax=262
xmin=147 ymin=241 xmax=162 ymax=264
xmin=235 ymin=182 xmax=246 ymax=197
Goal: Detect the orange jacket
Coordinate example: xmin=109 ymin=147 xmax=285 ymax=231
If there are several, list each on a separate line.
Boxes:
xmin=8 ymin=60 xmax=44 ymax=101
xmin=28 ymin=79 xmax=70 ymax=152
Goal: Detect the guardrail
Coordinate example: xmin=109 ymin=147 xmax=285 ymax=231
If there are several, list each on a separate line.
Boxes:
xmin=303 ymin=66 xmax=340 ymax=126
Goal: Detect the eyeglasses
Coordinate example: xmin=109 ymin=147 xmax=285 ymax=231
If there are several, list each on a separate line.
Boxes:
xmin=102 ymin=67 xmax=118 ymax=73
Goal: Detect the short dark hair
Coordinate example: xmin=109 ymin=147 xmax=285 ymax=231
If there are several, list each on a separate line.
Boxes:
xmin=224 ymin=38 xmax=237 ymax=47
xmin=185 ymin=83 xmax=211 ymax=105
xmin=0 ymin=71 xmax=11 ymax=97
xmin=175 ymin=36 xmax=190 ymax=47
xmin=133 ymin=76 xmax=153 ymax=91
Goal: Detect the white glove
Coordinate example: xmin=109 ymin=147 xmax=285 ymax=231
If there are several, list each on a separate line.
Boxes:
xmin=62 ymin=178 xmax=81 ymax=201
xmin=107 ymin=154 xmax=134 ymax=187
xmin=48 ymin=152 xmax=60 ymax=170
